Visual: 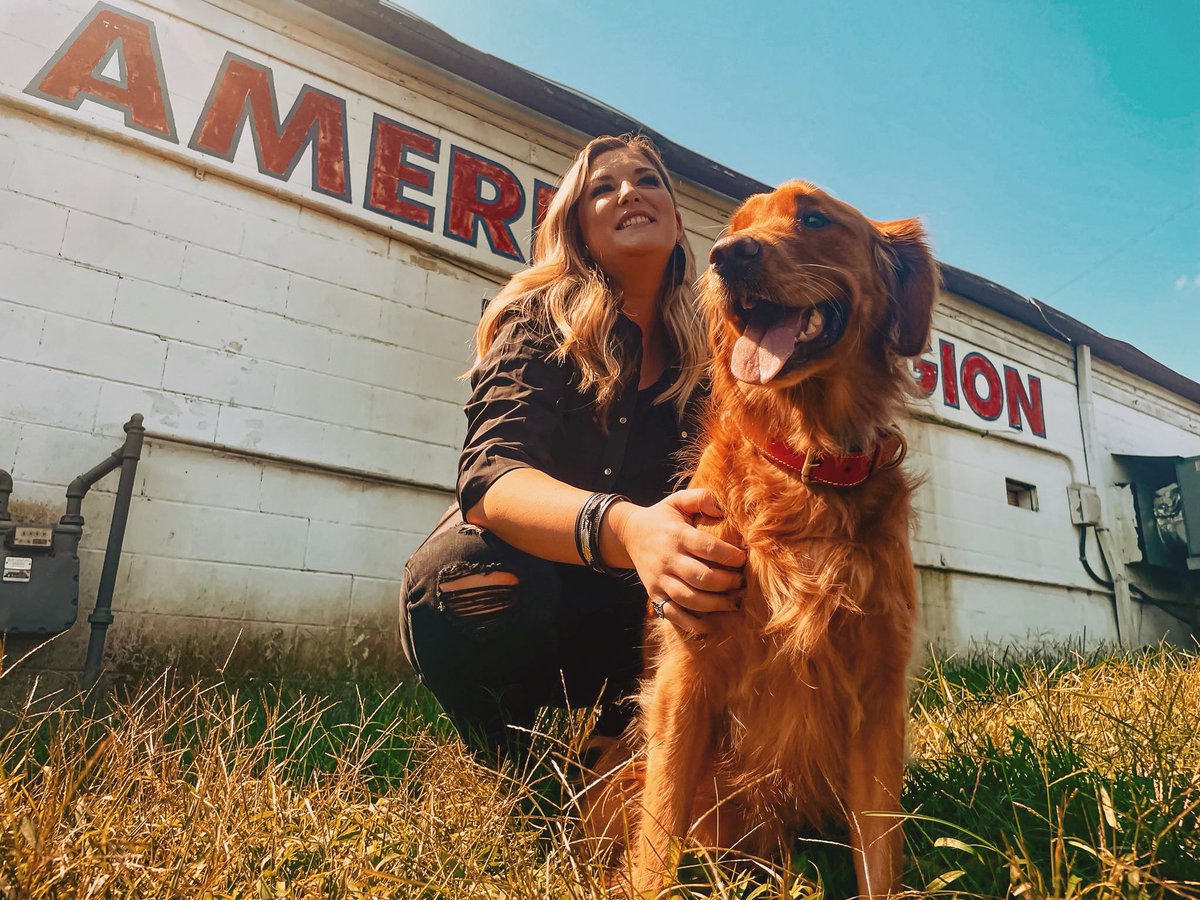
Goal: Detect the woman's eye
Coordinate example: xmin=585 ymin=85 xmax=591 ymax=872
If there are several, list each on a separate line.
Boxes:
xmin=639 ymin=175 xmax=662 ymax=187
xmin=801 ymin=212 xmax=831 ymax=229
xmin=590 ymin=183 xmax=614 ymax=198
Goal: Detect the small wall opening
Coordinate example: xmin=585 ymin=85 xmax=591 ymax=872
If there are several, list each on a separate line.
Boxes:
xmin=1006 ymin=478 xmax=1038 ymax=511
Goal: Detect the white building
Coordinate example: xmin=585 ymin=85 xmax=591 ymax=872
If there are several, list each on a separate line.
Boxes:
xmin=0 ymin=0 xmax=1196 ymax=678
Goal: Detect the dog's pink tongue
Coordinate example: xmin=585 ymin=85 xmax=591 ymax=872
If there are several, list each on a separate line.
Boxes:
xmin=731 ymin=307 xmax=805 ymax=385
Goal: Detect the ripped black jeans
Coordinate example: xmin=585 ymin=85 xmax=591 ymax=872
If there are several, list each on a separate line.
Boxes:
xmin=400 ymin=505 xmax=647 ymax=756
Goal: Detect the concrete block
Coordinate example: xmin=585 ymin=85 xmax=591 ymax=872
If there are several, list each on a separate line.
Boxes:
xmin=132 ymin=181 xmax=245 ymax=254
xmin=418 ymin=353 xmax=471 ymax=405
xmin=112 ymin=278 xmax=241 ymax=350
xmin=0 ymin=357 xmax=100 ymax=432
xmin=114 ymin=279 xmax=330 ymax=370
xmin=241 ymin=218 xmax=395 ymax=299
xmin=241 ymin=567 xmax=352 ymax=627
xmin=323 ymin=332 xmax=422 ymax=392
xmin=394 ymin=436 xmax=457 ymax=490
xmin=387 ymin=253 xmax=428 ymax=308
xmin=111 ymin=613 xmax=298 ymax=671
xmin=272 ymin=367 xmax=373 ymax=429
xmin=12 ymin=422 xmax=119 ymax=486
xmin=297 ymin=205 xmax=389 ymax=256
xmin=180 ymin=244 xmax=289 ymax=314
xmin=0 ymin=299 xmax=47 ymax=364
xmin=303 ymin=521 xmax=420 ymax=581
xmin=136 ymin=442 xmax=264 ymax=512
xmin=94 ymin=382 xmax=220 ymax=444
xmin=10 ymin=145 xmax=139 ymax=222
xmin=423 ymin=268 xmax=494 ymax=324
xmin=369 ymin=387 xmax=460 ymax=447
xmin=323 ymin=426 xmax=456 ymax=488
xmin=380 ymin=302 xmax=475 ymax=364
xmin=35 ymin=310 xmax=167 ymax=387
xmin=0 ymin=418 xmax=19 ymax=470
xmin=0 ymin=190 xmax=68 ymax=255
xmin=348 ymin=575 xmax=403 ymax=631
xmin=61 ymin=211 xmax=185 ymax=287
xmin=120 ymin=555 xmax=249 ymax=619
xmin=286 ymin=273 xmax=383 ymax=337
xmin=162 ymin=341 xmax=279 ymax=408
xmin=0 ymin=2 xmax=83 ymax=51
xmin=216 ymin=405 xmax=328 ymax=461
xmin=121 ymin=497 xmax=309 ymax=569
xmin=258 ymin=465 xmax=450 ymax=531
xmin=181 ymin=170 xmax=303 ymax=228
xmin=0 ymin=135 xmax=14 ymax=189
xmin=0 ymin=244 xmax=120 ymax=322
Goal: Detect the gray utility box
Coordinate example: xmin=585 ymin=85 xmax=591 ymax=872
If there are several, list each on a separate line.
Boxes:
xmin=1176 ymin=455 xmax=1200 ymax=569
xmin=0 ymin=517 xmax=82 ymax=634
xmin=1120 ymin=453 xmax=1200 ymax=571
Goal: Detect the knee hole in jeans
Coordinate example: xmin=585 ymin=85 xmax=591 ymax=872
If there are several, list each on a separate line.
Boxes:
xmin=437 ymin=567 xmax=521 ymax=635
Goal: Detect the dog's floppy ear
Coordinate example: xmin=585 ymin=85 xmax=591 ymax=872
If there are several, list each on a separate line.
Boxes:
xmin=874 ymin=218 xmax=938 ymax=357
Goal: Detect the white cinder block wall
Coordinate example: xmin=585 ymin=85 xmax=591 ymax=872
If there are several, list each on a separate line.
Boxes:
xmin=0 ymin=0 xmax=1196 ymax=677
xmin=0 ymin=0 xmax=735 ymax=672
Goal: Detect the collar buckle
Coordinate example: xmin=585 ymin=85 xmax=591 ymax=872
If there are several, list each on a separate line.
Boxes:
xmin=799 ymin=451 xmax=822 ymax=483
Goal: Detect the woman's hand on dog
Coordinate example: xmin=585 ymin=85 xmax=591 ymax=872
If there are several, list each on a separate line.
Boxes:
xmin=603 ymin=489 xmax=746 ymax=637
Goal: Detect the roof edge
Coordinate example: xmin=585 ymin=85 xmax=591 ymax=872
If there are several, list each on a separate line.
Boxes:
xmin=294 ymin=0 xmax=770 ymax=201
xmin=295 ymin=0 xmax=1200 ymax=409
xmin=940 ymin=265 xmax=1200 ymax=406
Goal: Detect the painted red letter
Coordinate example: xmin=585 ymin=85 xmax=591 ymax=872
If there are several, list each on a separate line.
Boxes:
xmin=365 ymin=114 xmax=440 ymax=230
xmin=961 ymin=352 xmax=1004 ymax=421
xmin=190 ymin=52 xmax=350 ymax=201
xmin=939 ymin=339 xmax=959 ymax=408
xmin=1004 ymin=366 xmax=1047 ymax=438
xmin=912 ymin=355 xmax=938 ymax=397
xmin=444 ymin=146 xmax=526 ymax=262
xmin=25 ymin=2 xmax=177 ymax=142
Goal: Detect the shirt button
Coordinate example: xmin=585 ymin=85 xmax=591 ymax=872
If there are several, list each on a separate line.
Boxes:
xmin=681 ymin=430 xmax=688 ymax=438
xmin=603 ymin=467 xmax=612 ymax=476
xmin=619 ymin=416 xmax=628 ymax=425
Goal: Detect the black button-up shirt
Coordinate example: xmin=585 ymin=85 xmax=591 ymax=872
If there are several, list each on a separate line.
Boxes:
xmin=457 ymin=314 xmax=705 ymax=515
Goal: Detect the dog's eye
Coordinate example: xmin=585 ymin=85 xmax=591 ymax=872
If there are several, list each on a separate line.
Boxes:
xmin=800 ymin=212 xmax=831 ymax=229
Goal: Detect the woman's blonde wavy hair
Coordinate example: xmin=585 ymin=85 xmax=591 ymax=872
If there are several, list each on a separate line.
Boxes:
xmin=470 ymin=134 xmax=706 ymax=423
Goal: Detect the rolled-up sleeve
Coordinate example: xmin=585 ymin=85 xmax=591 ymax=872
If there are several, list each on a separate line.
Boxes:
xmin=457 ymin=319 xmax=568 ymax=516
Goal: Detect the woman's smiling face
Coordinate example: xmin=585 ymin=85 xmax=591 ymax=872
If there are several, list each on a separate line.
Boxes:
xmin=577 ymin=147 xmax=682 ymax=282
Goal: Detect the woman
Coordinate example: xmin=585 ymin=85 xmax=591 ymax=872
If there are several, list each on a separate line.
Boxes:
xmin=400 ymin=135 xmax=745 ymax=756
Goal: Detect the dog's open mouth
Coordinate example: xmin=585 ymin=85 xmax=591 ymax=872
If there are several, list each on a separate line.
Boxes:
xmin=730 ymin=299 xmax=846 ymax=385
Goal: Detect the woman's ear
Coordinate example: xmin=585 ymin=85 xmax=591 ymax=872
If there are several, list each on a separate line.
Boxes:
xmin=874 ymin=218 xmax=938 ymax=357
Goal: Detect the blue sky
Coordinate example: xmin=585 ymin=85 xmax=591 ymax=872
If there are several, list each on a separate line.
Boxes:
xmin=395 ymin=0 xmax=1199 ymax=380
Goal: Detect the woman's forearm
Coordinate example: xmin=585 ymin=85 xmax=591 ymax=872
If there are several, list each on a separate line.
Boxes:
xmin=464 ymin=467 xmax=635 ymax=568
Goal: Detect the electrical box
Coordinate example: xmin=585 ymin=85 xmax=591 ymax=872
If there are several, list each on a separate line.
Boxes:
xmin=1067 ymin=483 xmax=1102 ymax=526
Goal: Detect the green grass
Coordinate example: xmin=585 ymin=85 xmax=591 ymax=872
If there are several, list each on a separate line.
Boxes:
xmin=0 ymin=646 xmax=1197 ymax=897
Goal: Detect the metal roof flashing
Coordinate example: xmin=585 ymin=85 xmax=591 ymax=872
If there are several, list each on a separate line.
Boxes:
xmin=297 ymin=0 xmax=1200 ymax=408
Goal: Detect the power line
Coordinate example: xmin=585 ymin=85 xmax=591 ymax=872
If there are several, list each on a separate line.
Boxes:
xmin=1044 ymin=198 xmax=1199 ymax=299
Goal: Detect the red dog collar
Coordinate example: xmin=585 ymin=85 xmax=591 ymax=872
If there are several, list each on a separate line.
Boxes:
xmin=746 ymin=427 xmax=908 ymax=487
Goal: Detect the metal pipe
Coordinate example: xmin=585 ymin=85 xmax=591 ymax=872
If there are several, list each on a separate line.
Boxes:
xmin=61 ymin=455 xmax=125 ymax=528
xmin=1073 ymin=345 xmax=1137 ymax=646
xmin=82 ymin=415 xmax=145 ymax=694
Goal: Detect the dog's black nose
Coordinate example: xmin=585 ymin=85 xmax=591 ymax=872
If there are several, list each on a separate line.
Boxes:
xmin=709 ymin=234 xmax=761 ymax=275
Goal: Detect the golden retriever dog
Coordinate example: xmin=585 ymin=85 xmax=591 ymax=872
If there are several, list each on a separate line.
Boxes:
xmin=626 ymin=181 xmax=937 ymax=897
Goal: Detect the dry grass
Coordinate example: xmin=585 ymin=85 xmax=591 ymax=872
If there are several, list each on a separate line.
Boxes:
xmin=0 ymin=645 xmax=1196 ymax=898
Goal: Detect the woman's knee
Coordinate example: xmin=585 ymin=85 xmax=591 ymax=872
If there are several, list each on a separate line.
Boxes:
xmin=400 ymin=520 xmax=560 ymax=679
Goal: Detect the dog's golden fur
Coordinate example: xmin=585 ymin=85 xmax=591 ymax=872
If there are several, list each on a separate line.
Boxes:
xmin=593 ymin=181 xmax=937 ymax=897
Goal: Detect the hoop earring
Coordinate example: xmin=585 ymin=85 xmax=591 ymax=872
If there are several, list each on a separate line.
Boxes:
xmin=669 ymin=242 xmax=686 ymax=288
